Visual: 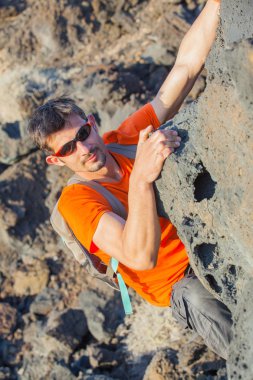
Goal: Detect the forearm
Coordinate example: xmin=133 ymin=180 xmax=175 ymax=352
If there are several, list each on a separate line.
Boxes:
xmin=122 ymin=174 xmax=161 ymax=270
xmin=152 ymin=0 xmax=220 ymax=122
xmin=176 ymin=0 xmax=220 ymax=74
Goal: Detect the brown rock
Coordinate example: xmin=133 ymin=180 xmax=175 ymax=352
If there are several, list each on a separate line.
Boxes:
xmin=13 ymin=261 xmax=49 ymax=296
xmin=0 ymin=303 xmax=17 ymax=337
xmin=143 ymin=350 xmax=181 ymax=380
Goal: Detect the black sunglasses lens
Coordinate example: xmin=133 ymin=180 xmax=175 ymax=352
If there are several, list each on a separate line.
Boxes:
xmin=56 ymin=123 xmax=91 ymax=157
xmin=59 ymin=141 xmax=75 ymax=156
xmin=77 ymin=124 xmax=91 ymax=141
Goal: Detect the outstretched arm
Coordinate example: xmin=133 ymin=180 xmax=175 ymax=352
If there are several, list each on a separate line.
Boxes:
xmin=151 ymin=0 xmax=221 ymax=123
xmin=93 ymin=1 xmax=220 ymax=270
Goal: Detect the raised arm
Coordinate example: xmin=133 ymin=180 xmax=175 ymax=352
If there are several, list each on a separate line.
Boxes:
xmin=93 ymin=2 xmax=220 ymax=270
xmin=151 ymin=0 xmax=221 ymax=123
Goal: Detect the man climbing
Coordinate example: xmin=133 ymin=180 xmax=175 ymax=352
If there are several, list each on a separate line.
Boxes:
xmin=28 ymin=0 xmax=233 ymax=359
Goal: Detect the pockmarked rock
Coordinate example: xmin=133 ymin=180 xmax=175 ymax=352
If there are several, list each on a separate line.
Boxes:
xmin=155 ymin=0 xmax=253 ymax=377
xmin=228 ymin=276 xmax=253 ymax=380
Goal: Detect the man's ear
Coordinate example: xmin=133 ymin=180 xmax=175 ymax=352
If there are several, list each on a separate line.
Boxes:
xmin=46 ymin=155 xmax=65 ymax=166
xmin=87 ymin=114 xmax=98 ymax=133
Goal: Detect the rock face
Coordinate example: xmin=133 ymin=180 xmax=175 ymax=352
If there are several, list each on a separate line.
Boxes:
xmin=0 ymin=0 xmax=252 ymax=379
xmin=155 ymin=0 xmax=253 ymax=378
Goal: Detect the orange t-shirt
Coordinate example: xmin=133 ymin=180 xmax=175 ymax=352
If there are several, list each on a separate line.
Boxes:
xmin=58 ymin=103 xmax=189 ymax=307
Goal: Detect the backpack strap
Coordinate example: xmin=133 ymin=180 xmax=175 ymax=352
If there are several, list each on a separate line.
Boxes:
xmin=51 ymin=200 xmax=120 ymax=290
xmin=67 ymin=175 xmax=127 ymax=219
xmin=56 ymin=175 xmax=133 ymax=314
xmin=106 ymin=143 xmax=137 ymax=159
xmin=110 ymin=257 xmax=133 ymax=315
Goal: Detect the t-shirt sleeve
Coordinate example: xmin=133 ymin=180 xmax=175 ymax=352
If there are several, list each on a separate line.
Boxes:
xmin=58 ymin=184 xmax=113 ymax=252
xmin=103 ymin=103 xmax=161 ymax=145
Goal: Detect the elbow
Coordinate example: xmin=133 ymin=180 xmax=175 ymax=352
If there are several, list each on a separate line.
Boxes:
xmin=124 ymin=249 xmax=158 ymax=271
xmin=142 ymin=258 xmax=157 ymax=270
xmin=142 ymin=252 xmax=158 ymax=270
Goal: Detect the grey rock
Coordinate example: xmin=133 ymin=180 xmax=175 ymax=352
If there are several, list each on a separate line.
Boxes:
xmin=228 ymin=276 xmax=253 ymax=380
xmin=30 ymin=287 xmax=62 ymax=316
xmin=19 ymin=358 xmax=76 ymax=380
xmin=155 ymin=0 xmax=253 ymax=376
xmin=87 ymin=344 xmax=119 ymax=369
xmin=80 ymin=375 xmax=117 ymax=380
xmin=46 ymin=308 xmax=89 ymax=350
xmin=225 ymin=38 xmax=253 ymax=117
xmin=0 ymin=151 xmax=50 ymax=273
xmin=0 ymin=339 xmax=19 ymax=367
xmin=222 ymin=0 xmax=253 ymax=44
xmin=0 ymin=367 xmax=12 ymax=380
xmin=48 ymin=364 xmax=76 ymax=380
xmin=78 ymin=290 xmax=124 ymax=343
xmin=0 ymin=121 xmax=34 ymax=164
xmin=22 ymin=320 xmax=71 ymax=365
xmin=70 ymin=350 xmax=90 ymax=375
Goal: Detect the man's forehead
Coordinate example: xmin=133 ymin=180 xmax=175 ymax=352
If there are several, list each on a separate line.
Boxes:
xmin=65 ymin=113 xmax=86 ymax=127
xmin=46 ymin=115 xmax=85 ymax=149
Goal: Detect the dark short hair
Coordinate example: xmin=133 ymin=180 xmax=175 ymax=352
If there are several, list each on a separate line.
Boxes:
xmin=27 ymin=97 xmax=86 ymax=151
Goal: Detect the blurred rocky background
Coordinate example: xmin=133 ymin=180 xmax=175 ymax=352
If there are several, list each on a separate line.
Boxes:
xmin=0 ymin=0 xmax=252 ymax=379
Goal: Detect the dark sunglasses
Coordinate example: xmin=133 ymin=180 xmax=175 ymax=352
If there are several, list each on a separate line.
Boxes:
xmin=52 ymin=121 xmax=92 ymax=157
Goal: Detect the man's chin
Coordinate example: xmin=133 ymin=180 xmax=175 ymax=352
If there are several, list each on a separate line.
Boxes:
xmin=86 ymin=161 xmax=105 ymax=172
xmin=81 ymin=150 xmax=106 ymax=172
xmin=86 ymin=155 xmax=106 ymax=172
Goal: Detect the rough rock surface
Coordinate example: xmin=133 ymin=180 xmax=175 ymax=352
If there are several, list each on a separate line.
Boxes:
xmin=155 ymin=0 xmax=253 ymax=378
xmin=0 ymin=0 xmax=252 ymax=379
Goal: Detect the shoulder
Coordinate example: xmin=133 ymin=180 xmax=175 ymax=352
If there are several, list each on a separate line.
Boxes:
xmin=121 ymin=103 xmax=161 ymax=129
xmin=58 ymin=184 xmax=112 ymax=218
xmin=103 ymin=103 xmax=161 ymax=145
xmin=57 ymin=184 xmax=113 ymax=252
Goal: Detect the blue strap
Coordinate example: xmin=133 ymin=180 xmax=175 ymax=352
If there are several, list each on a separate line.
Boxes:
xmin=110 ymin=257 xmax=133 ymax=315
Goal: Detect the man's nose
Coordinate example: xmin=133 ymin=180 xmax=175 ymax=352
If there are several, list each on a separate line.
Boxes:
xmin=76 ymin=140 xmax=90 ymax=154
